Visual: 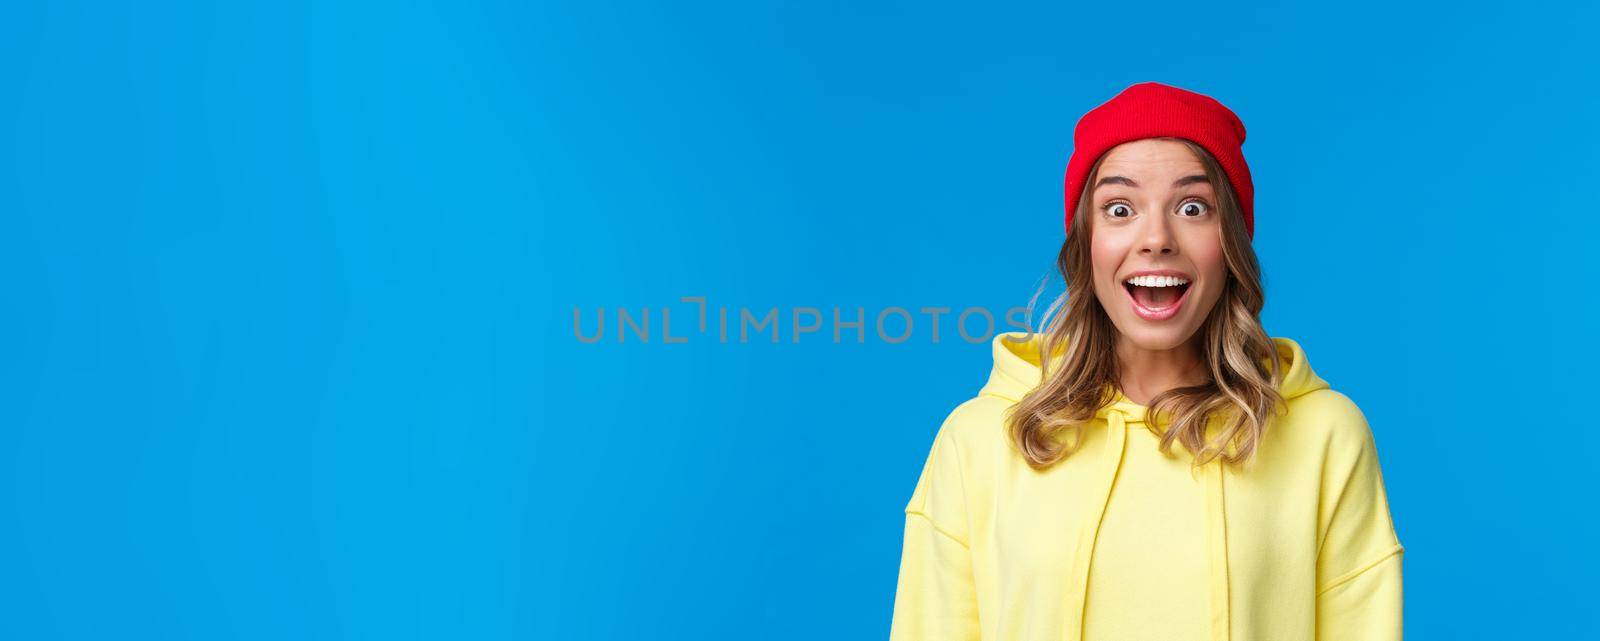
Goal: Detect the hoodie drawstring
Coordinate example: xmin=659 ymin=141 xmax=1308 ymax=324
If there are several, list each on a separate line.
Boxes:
xmin=1205 ymin=455 xmax=1232 ymax=641
xmin=1066 ymin=408 xmax=1232 ymax=641
xmin=1065 ymin=409 xmax=1129 ymax=639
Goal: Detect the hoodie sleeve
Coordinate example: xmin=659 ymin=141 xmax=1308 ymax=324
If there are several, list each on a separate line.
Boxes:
xmin=1314 ymin=395 xmax=1404 ymax=641
xmin=889 ymin=420 xmax=981 ymax=641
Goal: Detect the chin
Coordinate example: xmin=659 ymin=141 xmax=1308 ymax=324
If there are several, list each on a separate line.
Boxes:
xmin=1115 ymin=322 xmax=1201 ymax=351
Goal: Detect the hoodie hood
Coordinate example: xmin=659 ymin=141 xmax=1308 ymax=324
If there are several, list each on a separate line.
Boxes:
xmin=973 ymin=330 xmax=1330 ymax=641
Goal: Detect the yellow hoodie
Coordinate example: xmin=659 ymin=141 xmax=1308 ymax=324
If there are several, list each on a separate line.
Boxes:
xmin=889 ymin=332 xmax=1403 ymax=641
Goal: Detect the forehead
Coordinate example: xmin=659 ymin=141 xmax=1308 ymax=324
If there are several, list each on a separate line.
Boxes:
xmin=1095 ymin=139 xmax=1206 ymax=179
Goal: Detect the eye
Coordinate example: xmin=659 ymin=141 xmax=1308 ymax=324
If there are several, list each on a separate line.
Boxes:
xmin=1102 ymin=202 xmax=1134 ymax=218
xmin=1178 ymin=198 xmax=1211 ymax=217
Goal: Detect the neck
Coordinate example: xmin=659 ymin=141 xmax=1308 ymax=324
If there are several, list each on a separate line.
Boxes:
xmin=1114 ymin=334 xmax=1207 ymax=406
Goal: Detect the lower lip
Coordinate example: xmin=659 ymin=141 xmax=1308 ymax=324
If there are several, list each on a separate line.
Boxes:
xmin=1126 ymin=284 xmax=1191 ymax=321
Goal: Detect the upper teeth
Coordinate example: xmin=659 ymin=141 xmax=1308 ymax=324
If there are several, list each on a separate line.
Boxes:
xmin=1125 ymin=275 xmax=1190 ymax=287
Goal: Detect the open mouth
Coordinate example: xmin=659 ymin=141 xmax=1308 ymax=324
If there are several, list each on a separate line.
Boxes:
xmin=1123 ymin=279 xmax=1192 ymax=320
xmin=1124 ymin=281 xmax=1190 ymax=309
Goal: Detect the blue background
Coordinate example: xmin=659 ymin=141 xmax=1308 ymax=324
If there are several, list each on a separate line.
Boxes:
xmin=2 ymin=0 xmax=1594 ymax=638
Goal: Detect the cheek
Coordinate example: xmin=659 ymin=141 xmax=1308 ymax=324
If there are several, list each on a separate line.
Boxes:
xmin=1089 ymin=239 xmax=1123 ymax=291
xmin=1089 ymin=231 xmax=1130 ymax=271
xmin=1177 ymin=230 xmax=1227 ymax=279
xmin=1192 ymin=243 xmax=1227 ymax=281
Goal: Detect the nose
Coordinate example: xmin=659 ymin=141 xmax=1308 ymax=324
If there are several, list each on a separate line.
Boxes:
xmin=1137 ymin=211 xmax=1177 ymax=256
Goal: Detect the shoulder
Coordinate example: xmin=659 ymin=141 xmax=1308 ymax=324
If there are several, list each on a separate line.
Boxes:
xmin=931 ymin=394 xmax=1015 ymax=458
xmin=1280 ymin=388 xmax=1381 ymax=460
xmin=903 ymin=395 xmax=1012 ymax=533
xmin=916 ymin=394 xmax=1019 ymax=508
xmin=1288 ymin=388 xmax=1369 ymax=430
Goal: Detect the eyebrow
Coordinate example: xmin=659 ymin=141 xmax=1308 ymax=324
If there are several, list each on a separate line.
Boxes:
xmin=1094 ymin=174 xmax=1210 ymax=189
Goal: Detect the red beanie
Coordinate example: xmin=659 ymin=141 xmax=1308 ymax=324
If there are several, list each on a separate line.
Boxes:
xmin=1063 ymin=82 xmax=1254 ymax=238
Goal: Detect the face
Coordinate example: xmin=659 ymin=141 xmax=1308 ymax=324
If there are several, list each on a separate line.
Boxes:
xmin=1088 ymin=139 xmax=1228 ymax=353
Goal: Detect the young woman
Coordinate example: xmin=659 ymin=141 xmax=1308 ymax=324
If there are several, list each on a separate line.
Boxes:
xmin=888 ymin=82 xmax=1403 ymax=641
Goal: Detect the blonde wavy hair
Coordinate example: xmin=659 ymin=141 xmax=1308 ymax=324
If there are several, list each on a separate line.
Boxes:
xmin=1009 ymin=137 xmax=1287 ymax=470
